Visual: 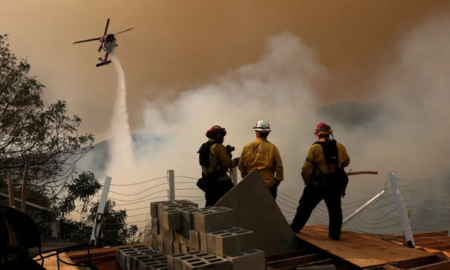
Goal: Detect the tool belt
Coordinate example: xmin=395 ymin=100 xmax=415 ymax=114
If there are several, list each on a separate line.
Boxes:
xmin=311 ymin=168 xmax=349 ymax=197
xmin=196 ymin=169 xmax=227 ymax=190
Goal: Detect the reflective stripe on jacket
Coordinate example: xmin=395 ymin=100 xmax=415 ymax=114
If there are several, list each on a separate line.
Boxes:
xmin=202 ymin=139 xmax=236 ymax=181
xmin=301 ymin=138 xmax=350 ymax=185
xmin=238 ymin=138 xmax=284 ymax=187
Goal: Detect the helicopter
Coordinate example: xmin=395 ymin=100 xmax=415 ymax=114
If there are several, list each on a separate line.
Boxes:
xmin=73 ymin=18 xmax=133 ymax=67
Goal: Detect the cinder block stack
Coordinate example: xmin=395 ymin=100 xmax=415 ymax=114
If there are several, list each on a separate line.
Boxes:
xmin=117 ymin=200 xmax=266 ymax=270
xmin=116 ymin=245 xmax=167 ymax=270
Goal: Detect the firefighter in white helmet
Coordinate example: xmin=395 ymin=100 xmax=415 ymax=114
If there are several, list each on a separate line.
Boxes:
xmin=238 ymin=120 xmax=284 ymax=200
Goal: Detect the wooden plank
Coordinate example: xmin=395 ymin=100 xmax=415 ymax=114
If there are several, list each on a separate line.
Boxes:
xmin=265 ymin=249 xmax=316 ymax=262
xmin=267 ymin=253 xmax=325 ymax=269
xmin=409 ymin=260 xmax=450 ymax=270
xmin=33 ymin=252 xmax=79 ymax=270
xmin=295 ymin=258 xmax=335 ymax=268
xmin=75 ymin=253 xmax=116 ymax=264
xmin=422 ymin=248 xmax=444 ymax=255
xmin=426 ymin=244 xmax=450 ymax=250
xmin=393 ymin=256 xmax=440 ymax=268
xmin=441 ymin=251 xmax=450 ymax=257
xmin=296 ymin=226 xmax=434 ymax=268
xmin=413 ymin=231 xmax=449 ymax=238
xmin=66 ymin=242 xmax=151 ymax=259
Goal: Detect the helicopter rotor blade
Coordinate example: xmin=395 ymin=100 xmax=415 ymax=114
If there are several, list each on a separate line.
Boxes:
xmin=104 ymin=18 xmax=110 ymax=36
xmin=114 ymin=28 xmax=133 ymax=35
xmin=73 ymin=37 xmax=102 ymax=44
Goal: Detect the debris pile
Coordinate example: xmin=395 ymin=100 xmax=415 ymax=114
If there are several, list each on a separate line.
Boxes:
xmin=116 ymin=199 xmax=266 ymax=270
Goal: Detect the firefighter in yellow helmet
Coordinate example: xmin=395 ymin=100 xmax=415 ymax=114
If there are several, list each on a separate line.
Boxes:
xmin=290 ymin=122 xmax=350 ymax=240
xmin=238 ymin=120 xmax=284 ymax=199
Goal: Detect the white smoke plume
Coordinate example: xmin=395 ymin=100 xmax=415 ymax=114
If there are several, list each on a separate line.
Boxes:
xmin=78 ymin=14 xmax=450 ymax=233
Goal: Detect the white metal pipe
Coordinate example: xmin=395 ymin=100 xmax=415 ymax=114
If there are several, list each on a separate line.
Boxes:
xmin=167 ymin=170 xmax=175 ymax=201
xmin=389 ymin=172 xmax=415 ymax=248
xmin=343 ymin=189 xmax=385 ymax=225
xmin=90 ymin=176 xmax=112 ymax=246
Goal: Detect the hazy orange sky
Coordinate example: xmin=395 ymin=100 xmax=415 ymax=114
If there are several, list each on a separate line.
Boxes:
xmin=1 ymin=0 xmax=449 ymax=141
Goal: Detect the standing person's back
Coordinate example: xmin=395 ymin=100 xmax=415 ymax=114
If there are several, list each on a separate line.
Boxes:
xmin=290 ymin=122 xmax=350 ymax=240
xmin=238 ymin=120 xmax=284 ymax=199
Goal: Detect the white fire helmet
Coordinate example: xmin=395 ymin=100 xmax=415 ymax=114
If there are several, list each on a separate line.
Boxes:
xmin=253 ymin=120 xmax=271 ymax=133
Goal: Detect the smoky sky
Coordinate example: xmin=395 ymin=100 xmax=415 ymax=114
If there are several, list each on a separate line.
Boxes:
xmin=1 ymin=0 xmax=450 ymax=141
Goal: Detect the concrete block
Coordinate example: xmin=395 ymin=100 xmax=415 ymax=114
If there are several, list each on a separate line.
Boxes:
xmin=138 ymin=258 xmax=163 ymax=270
xmin=199 ymin=232 xmax=208 ymax=252
xmin=173 ymin=242 xmax=181 ymax=255
xmin=157 ymin=201 xmax=179 ymax=216
xmin=161 ymin=227 xmax=175 ymax=241
xmin=160 ymin=208 xmax=183 ymax=231
xmin=174 ymin=255 xmax=196 ymax=270
xmin=180 ymin=244 xmax=189 ymax=253
xmin=146 ymin=263 xmax=168 ymax=270
xmin=135 ymin=246 xmax=154 ymax=254
xmin=209 ymin=228 xmax=255 ymax=256
xmin=129 ymin=254 xmax=153 ymax=270
xmin=189 ymin=230 xmax=201 ymax=250
xmin=157 ymin=234 xmax=165 ymax=252
xmin=164 ymin=238 xmax=174 ymax=255
xmin=226 ymin=249 xmax=265 ymax=270
xmin=151 ymin=201 xmax=168 ymax=218
xmin=122 ymin=250 xmax=140 ymax=270
xmin=125 ymin=251 xmax=142 ymax=270
xmin=167 ymin=253 xmax=186 ymax=270
xmin=193 ymin=207 xmax=235 ymax=233
xmin=152 ymin=218 xmax=161 ymax=234
xmin=182 ymin=255 xmax=231 ymax=270
xmin=181 ymin=207 xmax=200 ymax=230
xmin=117 ymin=247 xmax=135 ymax=269
xmin=174 ymin=229 xmax=190 ymax=245
xmin=206 ymin=233 xmax=217 ymax=254
xmin=152 ymin=232 xmax=158 ymax=250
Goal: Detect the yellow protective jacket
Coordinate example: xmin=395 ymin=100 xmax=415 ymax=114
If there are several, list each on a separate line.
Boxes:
xmin=202 ymin=139 xmax=238 ymax=181
xmin=301 ymin=138 xmax=350 ymax=185
xmin=238 ymin=138 xmax=284 ymax=187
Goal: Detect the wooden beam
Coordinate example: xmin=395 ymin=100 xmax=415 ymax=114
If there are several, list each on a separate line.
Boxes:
xmin=413 ymin=231 xmax=449 ymax=237
xmin=408 ymin=260 xmax=450 ymax=270
xmin=21 ymin=165 xmax=29 ymax=212
xmin=267 ymin=253 xmax=326 ymax=269
xmin=294 ymin=258 xmax=335 ymax=268
xmin=7 ymin=175 xmax=14 ymax=208
xmin=426 ymin=244 xmax=450 ymax=250
xmin=74 ymin=253 xmax=116 ymax=264
xmin=394 ymin=256 xmax=439 ymax=269
xmin=265 ymin=249 xmax=316 ymax=262
xmin=348 ymin=171 xmax=378 ymax=176
xmin=66 ymin=242 xmax=151 ymax=260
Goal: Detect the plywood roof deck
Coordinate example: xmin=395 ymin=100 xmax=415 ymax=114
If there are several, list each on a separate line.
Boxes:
xmin=389 ymin=230 xmax=450 ymax=258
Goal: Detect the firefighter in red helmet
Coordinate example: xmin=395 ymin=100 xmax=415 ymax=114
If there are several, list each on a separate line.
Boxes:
xmin=197 ymin=125 xmax=240 ymax=206
xmin=290 ymin=122 xmax=350 ymax=240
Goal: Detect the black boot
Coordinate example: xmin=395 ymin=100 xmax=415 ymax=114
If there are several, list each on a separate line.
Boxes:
xmin=328 ymin=233 xmax=340 ymax=240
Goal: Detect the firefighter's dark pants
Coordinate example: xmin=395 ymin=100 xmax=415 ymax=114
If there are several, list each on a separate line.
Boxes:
xmin=268 ymin=185 xmax=278 ymax=200
xmin=290 ymin=184 xmax=342 ymax=239
xmin=205 ymin=179 xmax=235 ymax=207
